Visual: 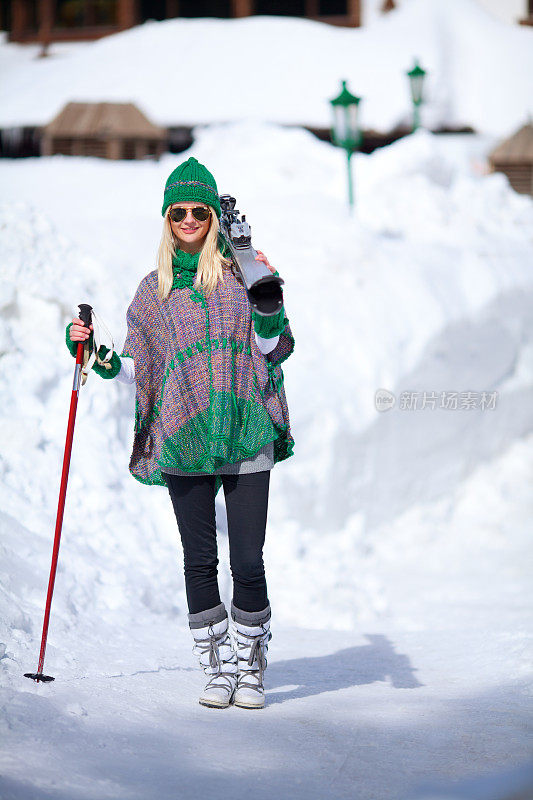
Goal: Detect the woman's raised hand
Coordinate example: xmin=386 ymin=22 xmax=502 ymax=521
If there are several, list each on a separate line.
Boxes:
xmin=255 ymin=250 xmax=276 ymax=274
xmin=69 ymin=317 xmax=93 ymax=342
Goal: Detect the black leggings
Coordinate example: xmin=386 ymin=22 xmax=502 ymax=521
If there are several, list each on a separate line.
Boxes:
xmin=164 ymin=471 xmax=271 ymax=614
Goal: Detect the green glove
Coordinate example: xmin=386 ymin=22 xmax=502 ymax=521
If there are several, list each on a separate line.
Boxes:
xmin=252 ymin=306 xmax=286 ymax=339
xmin=65 ymin=323 xmax=121 ymax=380
xmin=92 ymin=345 xmax=122 ymax=380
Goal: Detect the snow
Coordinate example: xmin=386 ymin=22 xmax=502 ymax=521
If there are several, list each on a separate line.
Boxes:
xmin=1 ymin=0 xmax=533 ymax=137
xmin=1 ymin=119 xmax=533 ymax=799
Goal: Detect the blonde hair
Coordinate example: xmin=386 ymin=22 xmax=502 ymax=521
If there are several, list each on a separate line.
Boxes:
xmin=157 ymin=207 xmax=233 ymax=301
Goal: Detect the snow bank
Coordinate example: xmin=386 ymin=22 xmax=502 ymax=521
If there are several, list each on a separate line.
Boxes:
xmin=0 ymin=205 xmax=195 ymax=680
xmin=0 ymin=0 xmax=532 ymax=136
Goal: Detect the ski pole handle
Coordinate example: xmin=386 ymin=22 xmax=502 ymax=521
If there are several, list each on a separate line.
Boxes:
xmin=75 ymin=303 xmax=93 ymax=387
xmin=78 ymin=303 xmax=93 ymax=330
xmin=73 ymin=303 xmax=93 ymax=370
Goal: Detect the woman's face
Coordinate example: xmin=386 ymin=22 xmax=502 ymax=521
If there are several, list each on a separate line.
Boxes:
xmin=169 ymin=202 xmax=212 ymax=251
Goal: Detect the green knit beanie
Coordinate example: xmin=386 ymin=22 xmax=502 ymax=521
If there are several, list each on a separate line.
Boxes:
xmin=161 ymin=157 xmax=221 ymax=218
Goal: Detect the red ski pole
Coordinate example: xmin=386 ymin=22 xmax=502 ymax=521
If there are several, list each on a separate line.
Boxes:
xmin=25 ymin=303 xmax=93 ymax=683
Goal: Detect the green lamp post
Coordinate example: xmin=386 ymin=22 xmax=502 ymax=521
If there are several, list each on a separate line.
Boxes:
xmin=329 ymin=80 xmax=362 ymax=209
xmin=406 ymin=60 xmax=427 ymax=132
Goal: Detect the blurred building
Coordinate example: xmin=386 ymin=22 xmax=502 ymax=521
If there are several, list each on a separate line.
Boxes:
xmin=3 ymin=0 xmax=532 ymax=43
xmin=369 ymin=0 xmax=532 ymax=26
xmin=41 ymin=101 xmax=167 ymax=159
xmin=489 ymin=122 xmax=533 ymax=196
xmin=3 ymin=0 xmax=360 ymax=46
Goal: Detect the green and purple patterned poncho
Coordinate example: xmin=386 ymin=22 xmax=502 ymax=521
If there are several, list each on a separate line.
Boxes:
xmin=120 ymin=263 xmax=295 ymax=493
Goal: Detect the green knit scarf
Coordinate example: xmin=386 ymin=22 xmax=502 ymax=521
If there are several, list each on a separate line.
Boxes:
xmin=172 ymin=249 xmax=200 ymax=290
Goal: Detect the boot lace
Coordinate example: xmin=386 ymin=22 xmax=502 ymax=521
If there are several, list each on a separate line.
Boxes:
xmin=193 ymin=624 xmax=237 ymax=694
xmin=235 ymin=624 xmax=272 ymax=694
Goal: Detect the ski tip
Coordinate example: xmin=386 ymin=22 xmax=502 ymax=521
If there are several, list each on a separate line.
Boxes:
xmin=24 ymin=673 xmax=55 ymax=683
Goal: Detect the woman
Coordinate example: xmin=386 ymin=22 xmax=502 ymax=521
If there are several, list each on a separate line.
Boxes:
xmin=66 ymin=156 xmax=295 ymax=710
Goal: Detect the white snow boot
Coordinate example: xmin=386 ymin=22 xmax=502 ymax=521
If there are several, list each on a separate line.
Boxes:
xmin=230 ymin=602 xmax=272 ymax=710
xmin=188 ymin=603 xmax=238 ymax=709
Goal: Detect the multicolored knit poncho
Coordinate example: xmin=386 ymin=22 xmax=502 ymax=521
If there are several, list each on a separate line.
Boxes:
xmin=120 ymin=252 xmax=295 ymax=494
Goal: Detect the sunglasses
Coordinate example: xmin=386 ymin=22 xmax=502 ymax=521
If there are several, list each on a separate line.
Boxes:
xmin=169 ymin=206 xmax=211 ymax=223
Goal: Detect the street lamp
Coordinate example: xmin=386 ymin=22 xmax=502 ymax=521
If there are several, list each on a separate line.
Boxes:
xmin=406 ymin=60 xmax=427 ymax=132
xmin=329 ymin=80 xmax=362 ymax=209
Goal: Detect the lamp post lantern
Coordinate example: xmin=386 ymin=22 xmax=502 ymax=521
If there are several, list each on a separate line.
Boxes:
xmin=406 ymin=60 xmax=427 ymax=132
xmin=329 ymin=80 xmax=362 ymax=209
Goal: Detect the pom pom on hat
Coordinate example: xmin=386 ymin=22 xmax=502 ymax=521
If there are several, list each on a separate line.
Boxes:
xmin=162 ymin=157 xmax=221 ymax=218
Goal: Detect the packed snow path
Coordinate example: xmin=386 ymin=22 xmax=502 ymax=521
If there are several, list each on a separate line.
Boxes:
xmin=1 ymin=606 xmax=531 ymax=799
xmin=1 ymin=432 xmax=531 ymax=800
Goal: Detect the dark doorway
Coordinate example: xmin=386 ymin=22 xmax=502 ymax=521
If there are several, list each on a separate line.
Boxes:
xmin=255 ymin=0 xmax=305 ymax=14
xmin=319 ymin=0 xmax=347 ymax=14
xmin=178 ymin=0 xmax=232 ymax=17
xmin=140 ymin=0 xmax=167 ymax=21
xmin=140 ymin=0 xmax=232 ymax=19
xmin=1 ymin=0 xmax=13 ymax=32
